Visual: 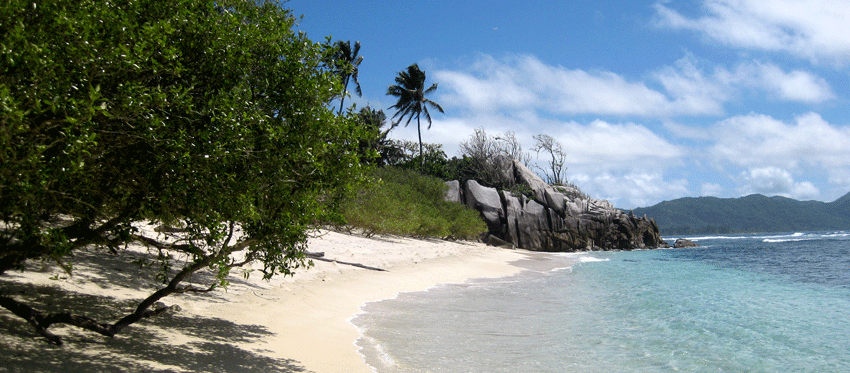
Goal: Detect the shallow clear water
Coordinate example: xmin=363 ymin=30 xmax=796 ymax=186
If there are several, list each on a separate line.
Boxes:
xmin=353 ymin=231 xmax=850 ymax=372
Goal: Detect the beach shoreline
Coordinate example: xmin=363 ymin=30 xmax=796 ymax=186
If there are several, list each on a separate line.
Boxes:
xmin=0 ymin=230 xmax=566 ymax=372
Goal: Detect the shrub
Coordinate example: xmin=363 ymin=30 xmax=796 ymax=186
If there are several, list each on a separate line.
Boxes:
xmin=340 ymin=167 xmax=486 ymax=239
xmin=0 ymin=0 xmax=367 ymax=344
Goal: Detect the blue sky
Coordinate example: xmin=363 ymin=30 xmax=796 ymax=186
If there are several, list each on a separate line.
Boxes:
xmin=287 ymin=0 xmax=850 ymax=209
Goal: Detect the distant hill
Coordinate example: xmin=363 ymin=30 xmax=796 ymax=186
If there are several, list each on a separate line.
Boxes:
xmin=631 ymin=192 xmax=850 ymax=235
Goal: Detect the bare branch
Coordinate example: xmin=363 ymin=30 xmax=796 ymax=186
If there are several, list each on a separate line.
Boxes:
xmin=533 ymin=134 xmax=568 ymax=185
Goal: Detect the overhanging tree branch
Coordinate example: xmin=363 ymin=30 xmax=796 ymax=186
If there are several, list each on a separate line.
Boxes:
xmin=1 ymin=0 xmax=367 ymax=345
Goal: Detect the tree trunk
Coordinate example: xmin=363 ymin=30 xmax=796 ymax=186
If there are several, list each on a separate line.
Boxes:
xmin=338 ymin=76 xmax=350 ymax=115
xmin=0 ymin=252 xmax=217 ymax=345
xmin=417 ymin=115 xmax=423 ymax=169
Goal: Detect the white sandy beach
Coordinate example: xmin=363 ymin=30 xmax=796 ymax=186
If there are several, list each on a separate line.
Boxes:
xmin=0 ymin=230 xmax=563 ymax=372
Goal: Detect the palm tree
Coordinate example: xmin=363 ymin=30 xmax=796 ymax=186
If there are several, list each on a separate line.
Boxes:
xmin=332 ymin=40 xmax=363 ymax=115
xmin=386 ymin=64 xmax=444 ymax=167
xmin=356 ymin=106 xmax=403 ymax=165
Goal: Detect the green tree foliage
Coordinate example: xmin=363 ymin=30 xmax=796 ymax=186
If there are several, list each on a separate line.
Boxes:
xmin=356 ymin=106 xmax=401 ymax=165
xmin=386 ymin=64 xmax=444 ymax=168
xmin=381 ymin=140 xmax=476 ymax=182
xmin=633 ymin=194 xmax=850 ymax=235
xmin=330 ymin=40 xmax=363 ymax=115
xmin=339 ymin=168 xmax=485 ymax=240
xmin=0 ymin=0 xmax=368 ymax=344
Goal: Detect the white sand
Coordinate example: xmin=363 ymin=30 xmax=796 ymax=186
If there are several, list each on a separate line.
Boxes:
xmin=0 ymin=230 xmax=557 ymax=372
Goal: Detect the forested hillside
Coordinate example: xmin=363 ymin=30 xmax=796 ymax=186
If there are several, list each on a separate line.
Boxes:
xmin=633 ymin=192 xmax=850 ymax=235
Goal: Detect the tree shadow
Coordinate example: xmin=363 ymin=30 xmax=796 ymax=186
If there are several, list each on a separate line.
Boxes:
xmin=0 ymin=284 xmax=309 ymax=372
xmin=0 ymin=249 xmax=313 ymax=373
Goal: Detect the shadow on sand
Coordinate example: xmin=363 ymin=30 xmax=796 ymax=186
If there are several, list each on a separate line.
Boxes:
xmin=0 ymin=248 xmax=311 ymax=373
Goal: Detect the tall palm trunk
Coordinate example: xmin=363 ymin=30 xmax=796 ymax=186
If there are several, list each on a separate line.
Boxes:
xmin=338 ymin=76 xmax=350 ymax=115
xmin=417 ymin=114 xmax=423 ymax=168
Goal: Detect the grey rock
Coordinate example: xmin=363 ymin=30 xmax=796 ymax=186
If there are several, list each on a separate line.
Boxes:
xmin=516 ymin=199 xmax=549 ymax=250
xmin=674 ymin=238 xmax=699 ymax=248
xmin=513 ymin=160 xmax=550 ymax=202
xmin=501 ymin=190 xmax=523 ymax=247
xmin=445 ymin=180 xmax=462 ymax=203
xmin=447 ymin=159 xmax=668 ymax=252
xmin=565 ymin=201 xmax=582 ymax=216
xmin=482 ymin=232 xmax=514 ymax=249
xmin=465 ymin=180 xmax=504 ymax=234
xmin=544 ymin=188 xmax=566 ymax=218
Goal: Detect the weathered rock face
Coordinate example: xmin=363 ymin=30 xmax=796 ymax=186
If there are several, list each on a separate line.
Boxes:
xmin=445 ymin=180 xmax=462 ymax=204
xmin=674 ymin=238 xmax=699 ymax=248
xmin=450 ymin=159 xmax=668 ymax=252
xmin=464 ymin=180 xmax=505 ymax=235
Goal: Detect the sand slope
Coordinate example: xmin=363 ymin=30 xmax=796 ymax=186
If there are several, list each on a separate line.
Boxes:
xmin=1 ymin=230 xmax=542 ymax=372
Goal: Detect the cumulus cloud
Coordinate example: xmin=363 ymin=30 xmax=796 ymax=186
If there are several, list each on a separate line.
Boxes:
xmin=704 ymin=112 xmax=850 ymax=201
xmin=571 ymin=171 xmax=690 ymax=209
xmin=552 ymin=119 xmax=684 ymax=167
xmin=709 ymin=112 xmax=850 ymax=170
xmin=729 ymin=61 xmax=835 ymax=102
xmin=656 ymin=55 xmax=834 ymax=106
xmin=653 ymin=56 xmax=729 ymax=115
xmin=654 ymin=0 xmax=850 ymax=65
xmin=435 ymin=55 xmax=682 ymax=116
xmin=435 ymin=54 xmax=832 ymax=121
xmin=390 ymin=114 xmax=685 ymax=170
xmin=701 ymin=182 xmax=724 ymax=196
xmin=738 ymin=167 xmax=819 ymax=199
xmin=827 ymin=169 xmax=850 ymax=190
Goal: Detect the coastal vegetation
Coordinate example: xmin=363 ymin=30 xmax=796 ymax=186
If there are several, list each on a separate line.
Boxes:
xmin=386 ymin=64 xmax=445 ymax=168
xmin=0 ymin=0 xmax=593 ymax=347
xmin=338 ymin=167 xmax=485 ymax=240
xmin=331 ymin=40 xmax=364 ymax=115
xmin=0 ymin=0 xmax=370 ymax=344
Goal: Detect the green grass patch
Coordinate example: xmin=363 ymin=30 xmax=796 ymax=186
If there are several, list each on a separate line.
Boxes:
xmin=339 ymin=167 xmax=486 ymax=240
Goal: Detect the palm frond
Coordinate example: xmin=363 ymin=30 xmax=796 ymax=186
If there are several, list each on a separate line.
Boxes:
xmin=386 ymin=64 xmax=445 ymax=154
xmin=422 ymin=106 xmax=432 ymax=129
xmin=425 ymin=99 xmax=444 ymax=113
xmin=332 ymin=40 xmax=364 ymax=114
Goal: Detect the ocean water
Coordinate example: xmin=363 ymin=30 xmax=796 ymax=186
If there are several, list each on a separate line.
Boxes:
xmin=352 ymin=231 xmax=850 ymax=372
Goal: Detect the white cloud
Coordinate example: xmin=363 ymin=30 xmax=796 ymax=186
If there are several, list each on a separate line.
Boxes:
xmin=655 ymin=0 xmax=850 ymax=65
xmin=390 ymin=114 xmax=685 ymax=169
xmin=662 ymin=120 xmax=712 ymax=140
xmin=552 ymin=119 xmax=684 ymax=168
xmin=655 ymin=56 xmax=834 ymax=107
xmin=738 ymin=166 xmax=820 ymax=199
xmin=731 ymin=62 xmax=835 ymax=102
xmin=828 ymin=169 xmax=850 ymax=187
xmin=705 ymin=112 xmax=850 ymax=200
xmin=701 ymin=182 xmax=724 ymax=196
xmin=571 ymin=171 xmax=690 ymax=209
xmin=435 ymin=54 xmax=832 ymax=122
xmin=435 ymin=54 xmax=715 ymax=117
xmin=653 ymin=55 xmax=729 ymax=115
xmin=710 ymin=112 xmax=850 ymax=170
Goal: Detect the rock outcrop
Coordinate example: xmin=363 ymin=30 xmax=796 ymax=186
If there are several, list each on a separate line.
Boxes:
xmin=673 ymin=238 xmax=699 ymax=248
xmin=449 ymin=160 xmax=668 ymax=252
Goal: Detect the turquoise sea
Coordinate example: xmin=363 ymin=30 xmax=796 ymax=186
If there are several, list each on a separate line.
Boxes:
xmin=352 ymin=231 xmax=850 ymax=372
